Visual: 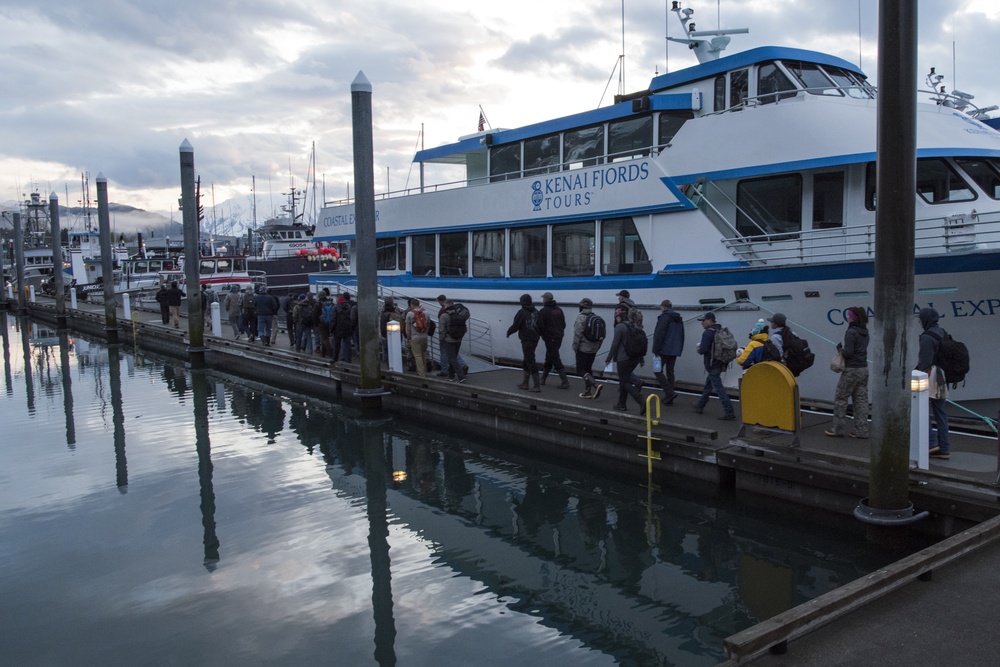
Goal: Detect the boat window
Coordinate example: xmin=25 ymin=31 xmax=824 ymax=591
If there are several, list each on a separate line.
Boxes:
xmin=916 ymin=158 xmax=976 ymax=204
xmin=397 ymin=238 xmax=406 ymax=271
xmin=439 ymin=231 xmax=468 ymax=276
xmin=524 ymin=133 xmax=561 ymax=176
xmin=601 ymin=217 xmax=651 ymax=275
xmin=783 ymin=61 xmax=841 ymax=96
xmin=714 ymin=76 xmax=726 ymax=112
xmin=552 ymin=222 xmax=595 ymax=277
xmin=412 ymin=235 xmax=436 ymax=276
xmin=510 ymin=225 xmax=547 ymax=277
xmin=864 ymin=162 xmax=877 ymax=210
xmin=730 ymin=68 xmax=749 ymax=109
xmin=736 ymin=174 xmax=802 ymax=236
xmin=608 ymin=116 xmax=652 ymax=161
xmin=658 ymin=111 xmax=693 ymax=145
xmin=489 ymin=143 xmax=521 ymax=182
xmin=200 ymin=259 xmax=216 ymax=274
xmin=955 ymin=157 xmax=1000 ymax=199
xmin=133 ymin=260 xmax=148 ymax=274
xmin=232 ymin=258 xmax=246 ymax=272
xmin=472 ymin=230 xmax=505 ymax=277
xmin=376 ymin=237 xmax=397 ymax=270
xmin=812 ymin=172 xmax=845 ymax=229
xmin=757 ymin=62 xmax=797 ymax=105
xmin=563 ymin=125 xmax=605 ymax=169
xmin=824 ymin=66 xmax=874 ymax=99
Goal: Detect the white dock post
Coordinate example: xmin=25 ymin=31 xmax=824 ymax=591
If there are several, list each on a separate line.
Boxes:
xmin=386 ymin=320 xmax=403 ymax=372
xmin=29 ymin=285 xmax=35 ymax=303
xmin=122 ymin=293 xmax=132 ymax=321
xmin=210 ymin=301 xmax=222 ymax=337
xmin=69 ymin=289 xmax=77 ymax=310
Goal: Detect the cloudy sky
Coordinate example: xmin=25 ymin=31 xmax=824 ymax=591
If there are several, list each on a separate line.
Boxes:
xmin=1 ymin=0 xmax=998 ymax=228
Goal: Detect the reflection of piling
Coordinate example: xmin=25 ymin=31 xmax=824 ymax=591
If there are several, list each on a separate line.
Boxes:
xmin=2 ymin=312 xmax=12 ymax=395
xmin=108 ymin=346 xmax=127 ymax=490
xmin=13 ymin=212 xmax=25 ymax=312
xmin=866 ymin=0 xmax=918 ymax=546
xmin=179 ymin=140 xmax=205 ymax=368
xmin=49 ymin=193 xmax=67 ymax=327
xmin=59 ymin=331 xmax=75 ymax=448
xmin=19 ymin=315 xmax=34 ymax=413
xmin=363 ymin=424 xmax=396 ymax=665
xmin=351 ymin=72 xmax=383 ymax=414
xmin=192 ymin=371 xmax=220 ymax=569
xmin=95 ymin=175 xmax=119 ymax=344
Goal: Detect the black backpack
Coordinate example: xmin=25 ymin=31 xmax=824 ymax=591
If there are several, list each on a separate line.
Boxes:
xmin=623 ymin=323 xmax=648 ymax=358
xmin=760 ymin=339 xmax=782 ymax=362
xmin=782 ymin=330 xmax=815 ymax=377
xmin=926 ymin=330 xmax=970 ymax=387
xmin=446 ymin=303 xmax=470 ymax=338
xmin=582 ymin=313 xmax=606 ymax=342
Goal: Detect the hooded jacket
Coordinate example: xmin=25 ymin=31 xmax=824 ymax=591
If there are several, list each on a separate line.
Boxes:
xmin=652 ymin=308 xmax=684 ymax=357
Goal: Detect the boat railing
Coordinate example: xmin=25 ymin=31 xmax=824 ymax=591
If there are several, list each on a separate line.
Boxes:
xmin=311 ymin=278 xmax=496 ymax=366
xmin=720 ymin=208 xmax=1000 ymax=265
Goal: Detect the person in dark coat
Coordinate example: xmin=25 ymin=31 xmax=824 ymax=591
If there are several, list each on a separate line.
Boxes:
xmin=507 ymin=293 xmax=541 ymax=391
xmin=253 ymin=285 xmax=281 ymax=346
xmin=572 ymin=298 xmax=603 ymax=399
xmin=826 ymin=307 xmax=870 ymax=439
xmin=154 ymin=284 xmax=170 ymax=324
xmin=537 ymin=292 xmax=570 ymax=388
xmin=651 ymin=298 xmax=684 ymax=404
xmin=165 ymin=280 xmax=184 ymax=329
xmin=916 ymin=307 xmax=951 ymax=458
xmin=604 ymin=306 xmax=645 ymax=413
xmin=332 ymin=294 xmax=354 ymax=362
xmin=693 ymin=312 xmax=735 ymax=420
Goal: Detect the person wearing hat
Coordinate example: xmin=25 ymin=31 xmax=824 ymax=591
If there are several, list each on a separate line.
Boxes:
xmin=767 ymin=312 xmax=788 ymax=356
xmin=506 ymin=294 xmax=542 ymax=391
xmin=572 ymin=297 xmax=604 ymax=399
xmin=736 ymin=320 xmax=771 ymax=369
xmin=253 ymin=285 xmax=281 ymax=347
xmin=652 ymin=299 xmax=684 ymax=404
xmin=224 ymin=284 xmax=243 ymax=338
xmin=603 ymin=305 xmax=646 ymax=413
xmin=693 ymin=311 xmax=736 ymax=420
xmin=537 ymin=292 xmax=570 ymax=388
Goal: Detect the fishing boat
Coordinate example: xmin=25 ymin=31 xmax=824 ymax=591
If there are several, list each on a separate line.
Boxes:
xmin=312 ymin=4 xmax=1000 ymax=405
xmin=247 ymin=187 xmax=350 ymax=295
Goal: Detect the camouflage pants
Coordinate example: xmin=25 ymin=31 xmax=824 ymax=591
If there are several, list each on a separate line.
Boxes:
xmin=832 ymin=366 xmax=869 ymax=437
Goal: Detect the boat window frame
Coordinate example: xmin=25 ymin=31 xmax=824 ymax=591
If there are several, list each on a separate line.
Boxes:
xmin=509 ymin=225 xmax=548 ymax=278
xmin=472 ymin=229 xmax=506 ymax=278
xmin=552 ymin=221 xmax=596 ymax=277
xmin=736 ymin=173 xmax=803 ymax=237
xmin=955 ymin=157 xmax=1000 ymax=200
xmin=600 ymin=217 xmax=652 ymax=275
xmin=439 ymin=231 xmax=469 ymax=277
xmin=411 ymin=234 xmax=436 ymax=276
xmin=915 ymin=158 xmax=977 ymax=205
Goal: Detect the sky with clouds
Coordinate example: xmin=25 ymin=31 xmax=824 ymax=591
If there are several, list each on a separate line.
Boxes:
xmin=1 ymin=0 xmax=998 ymax=229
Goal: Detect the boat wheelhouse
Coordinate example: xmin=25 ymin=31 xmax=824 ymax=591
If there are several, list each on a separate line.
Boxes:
xmin=312 ymin=5 xmax=1000 ymax=405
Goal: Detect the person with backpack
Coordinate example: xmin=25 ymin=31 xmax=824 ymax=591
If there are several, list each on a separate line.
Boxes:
xmin=316 ymin=292 xmax=334 ymax=357
xmin=436 ymin=294 xmax=468 ymax=380
xmin=155 ymin=283 xmax=171 ymax=325
xmin=538 ymin=292 xmax=570 ymax=389
xmin=507 ymin=294 xmax=542 ymax=391
xmin=240 ymin=286 xmax=257 ymax=342
xmin=405 ymin=298 xmax=430 ymax=378
xmin=916 ymin=307 xmax=951 ymax=459
xmin=165 ymin=280 xmax=185 ymax=329
xmin=332 ymin=294 xmax=354 ymax=362
xmin=767 ymin=312 xmax=787 ymax=356
xmin=439 ymin=299 xmax=469 ymax=383
xmin=604 ymin=306 xmax=647 ymax=414
xmin=652 ymin=299 xmax=684 ymax=405
xmin=736 ymin=320 xmax=772 ymax=369
xmin=296 ymin=292 xmax=319 ymax=354
xmin=693 ymin=312 xmax=736 ymax=420
xmin=768 ymin=311 xmax=815 ymax=377
xmin=572 ymin=297 xmax=604 ymax=399
xmin=253 ymin=285 xmax=281 ymax=347
xmin=280 ymin=293 xmax=295 ymax=347
xmin=825 ymin=306 xmax=870 ymax=439
xmin=224 ymin=285 xmax=243 ymax=338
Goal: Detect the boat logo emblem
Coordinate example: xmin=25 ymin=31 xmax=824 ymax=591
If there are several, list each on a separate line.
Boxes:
xmin=531 ymin=181 xmax=543 ymax=211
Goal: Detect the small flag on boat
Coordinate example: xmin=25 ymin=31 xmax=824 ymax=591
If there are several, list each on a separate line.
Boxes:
xmin=478 ymin=110 xmax=485 ymax=132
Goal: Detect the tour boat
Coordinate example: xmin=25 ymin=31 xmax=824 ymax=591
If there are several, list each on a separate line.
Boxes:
xmin=311 ymin=4 xmax=1000 ymax=405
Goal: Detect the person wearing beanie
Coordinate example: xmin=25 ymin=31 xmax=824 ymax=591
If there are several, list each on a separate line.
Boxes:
xmin=537 ymin=292 xmax=570 ymax=388
xmin=652 ymin=298 xmax=684 ymax=404
xmin=736 ymin=319 xmax=771 ymax=369
xmin=507 ymin=294 xmax=542 ymax=391
xmin=572 ymin=297 xmax=604 ymax=399
xmin=694 ymin=311 xmax=736 ymax=420
xmin=826 ymin=306 xmax=871 ymax=440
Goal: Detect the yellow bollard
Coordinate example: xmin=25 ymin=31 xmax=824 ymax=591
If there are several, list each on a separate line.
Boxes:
xmin=638 ymin=393 xmax=662 ymax=474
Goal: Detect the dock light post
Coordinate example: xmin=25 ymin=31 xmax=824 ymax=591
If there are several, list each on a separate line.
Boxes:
xmin=910 ymin=371 xmax=929 ymax=470
xmin=385 ymin=320 xmax=403 ymax=372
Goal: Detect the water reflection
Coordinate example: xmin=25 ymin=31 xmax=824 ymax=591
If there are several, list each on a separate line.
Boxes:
xmin=2 ymin=312 xmax=12 ymax=395
xmin=192 ymin=371 xmax=220 ymax=570
xmin=1 ymin=319 xmax=927 ymax=665
xmin=19 ymin=316 xmax=34 ymax=414
xmin=59 ymin=331 xmax=75 ymax=448
xmin=108 ymin=346 xmax=127 ymax=491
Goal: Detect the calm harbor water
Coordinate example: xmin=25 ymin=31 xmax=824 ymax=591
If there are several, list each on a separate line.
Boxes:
xmin=0 ymin=313 xmax=924 ymax=666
